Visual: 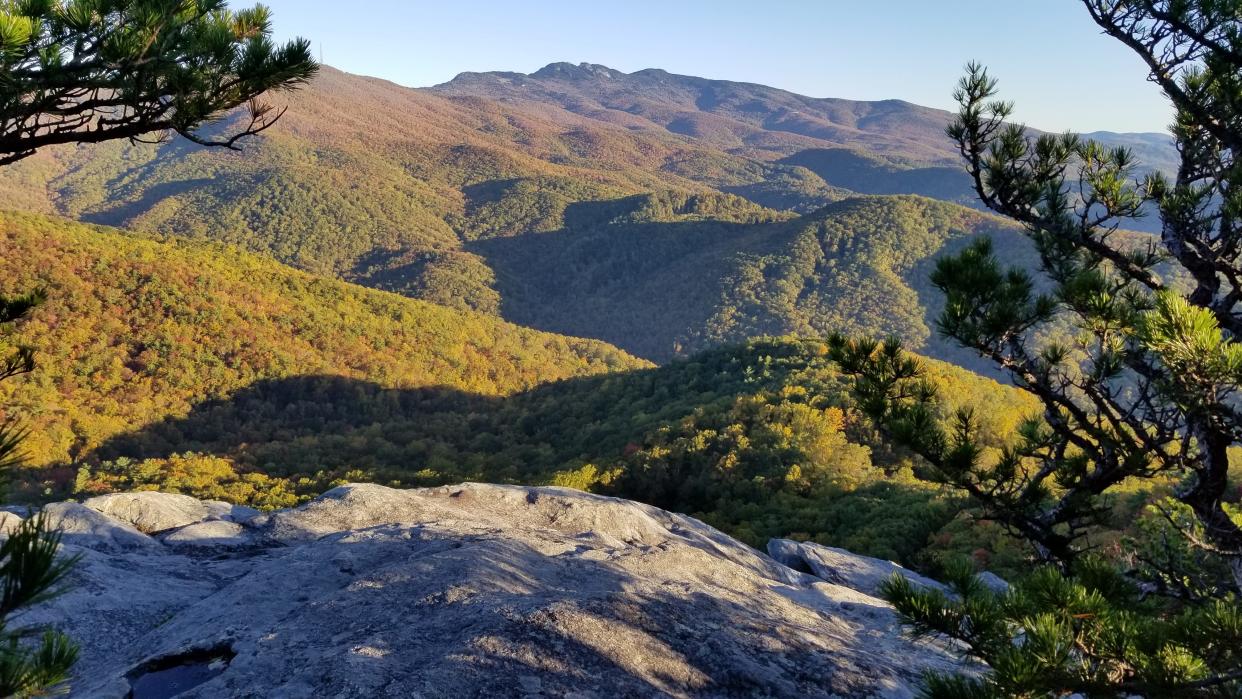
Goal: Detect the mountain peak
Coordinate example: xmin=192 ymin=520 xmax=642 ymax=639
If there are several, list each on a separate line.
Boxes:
xmin=531 ymin=61 xmax=624 ymax=80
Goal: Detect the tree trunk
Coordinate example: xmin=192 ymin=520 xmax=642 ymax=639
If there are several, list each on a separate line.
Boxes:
xmin=1185 ymin=422 xmax=1242 ymax=591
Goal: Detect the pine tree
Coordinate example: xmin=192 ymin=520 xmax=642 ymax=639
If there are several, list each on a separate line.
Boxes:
xmin=0 ymin=0 xmax=319 ymax=164
xmin=0 ymin=293 xmax=78 ymax=698
xmin=830 ymin=1 xmax=1242 ymax=695
xmin=0 ymin=291 xmax=41 ymax=473
xmin=0 ymin=2 xmax=315 ymax=694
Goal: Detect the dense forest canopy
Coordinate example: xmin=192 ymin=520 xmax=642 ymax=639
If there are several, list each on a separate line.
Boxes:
xmin=0 ymin=209 xmax=1062 ymax=570
xmin=0 ymin=212 xmax=640 ymax=472
xmin=0 ymin=59 xmax=1174 ymax=363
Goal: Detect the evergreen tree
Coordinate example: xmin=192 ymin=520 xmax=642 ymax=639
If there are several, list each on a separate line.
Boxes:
xmin=0 ymin=2 xmax=314 ymax=694
xmin=0 ymin=291 xmax=41 ymax=473
xmin=0 ymin=293 xmax=78 ymax=698
xmin=0 ymin=0 xmax=318 ymax=164
xmin=830 ymin=1 xmax=1242 ymax=695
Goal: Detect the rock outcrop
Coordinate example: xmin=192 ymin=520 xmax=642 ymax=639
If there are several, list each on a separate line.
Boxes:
xmin=767 ymin=539 xmax=949 ymax=597
xmin=21 ymin=484 xmax=972 ymax=698
xmin=81 ymin=492 xmax=260 ymax=535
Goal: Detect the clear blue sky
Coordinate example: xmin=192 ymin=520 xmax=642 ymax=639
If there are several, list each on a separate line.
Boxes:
xmin=259 ymin=0 xmax=1172 ymax=134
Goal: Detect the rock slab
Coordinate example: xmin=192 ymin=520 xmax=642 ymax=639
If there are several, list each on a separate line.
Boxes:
xmin=23 ymin=484 xmax=971 ymax=698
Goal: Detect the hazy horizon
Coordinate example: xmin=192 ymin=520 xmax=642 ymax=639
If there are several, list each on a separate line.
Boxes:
xmin=262 ymin=0 xmax=1174 ymax=135
xmin=317 ymin=59 xmax=1172 ymax=138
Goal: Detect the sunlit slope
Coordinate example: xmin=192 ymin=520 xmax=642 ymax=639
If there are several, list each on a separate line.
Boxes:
xmin=0 ymin=211 xmax=645 ymax=467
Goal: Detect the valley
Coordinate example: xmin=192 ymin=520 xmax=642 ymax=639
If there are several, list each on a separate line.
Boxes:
xmin=0 ymin=63 xmax=1170 ymax=363
xmin=0 ymin=207 xmax=1047 ymax=569
xmin=7 ymin=3 xmax=1241 ymax=696
xmin=0 ymin=61 xmax=1180 ymax=572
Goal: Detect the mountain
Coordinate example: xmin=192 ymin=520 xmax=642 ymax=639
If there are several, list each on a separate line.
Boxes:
xmin=0 ymin=211 xmax=643 ymax=480
xmin=434 ymin=62 xmax=965 ymax=164
xmin=432 ymin=63 xmax=1178 ymax=208
xmin=0 ymin=210 xmax=1044 ymax=566
xmin=0 ymin=63 xmax=1174 ymax=364
xmin=467 ymin=193 xmax=1030 ymax=363
xmin=433 ymin=63 xmax=1176 ymax=170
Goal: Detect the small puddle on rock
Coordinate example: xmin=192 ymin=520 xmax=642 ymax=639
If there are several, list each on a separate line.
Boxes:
xmin=126 ymin=645 xmax=236 ymax=699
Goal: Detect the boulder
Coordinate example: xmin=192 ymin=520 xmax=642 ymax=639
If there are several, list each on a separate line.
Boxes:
xmin=767 ymin=539 xmax=947 ymax=597
xmin=161 ymin=520 xmax=252 ymax=550
xmin=84 ymin=492 xmax=211 ymax=534
xmin=767 ymin=540 xmax=1011 ymax=600
xmin=975 ymin=571 xmax=1010 ymax=594
xmin=42 ymin=502 xmax=158 ymax=551
xmin=0 ymin=510 xmax=22 ymax=535
xmin=26 ymin=484 xmax=972 ymax=698
xmin=201 ymin=500 xmax=261 ymax=524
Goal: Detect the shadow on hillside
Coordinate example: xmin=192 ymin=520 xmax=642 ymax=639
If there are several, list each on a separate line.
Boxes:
xmin=80 ymin=176 xmax=220 ymax=228
xmin=88 ymin=357 xmax=749 ymax=484
xmin=369 ymin=176 xmax=1058 ymax=367
xmin=76 ymin=349 xmax=966 ymax=564
xmin=465 ymin=192 xmax=1032 ymax=372
xmin=83 ymin=340 xmax=794 ymax=487
xmin=461 ymin=178 xmax=524 ymax=219
xmin=465 ymin=212 xmax=785 ymax=361
xmin=906 ymin=225 xmax=1041 ymax=382
xmin=91 ymin=374 xmax=505 ymax=471
xmin=87 ymin=341 xmax=790 ymax=479
xmin=73 ymin=118 xmax=260 ymax=228
xmin=778 ymin=148 xmax=978 ymax=206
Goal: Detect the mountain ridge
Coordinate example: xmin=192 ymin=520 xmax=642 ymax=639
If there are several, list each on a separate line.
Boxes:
xmin=0 ymin=62 xmax=1176 ymax=366
xmin=431 ymin=61 xmax=1176 ymax=168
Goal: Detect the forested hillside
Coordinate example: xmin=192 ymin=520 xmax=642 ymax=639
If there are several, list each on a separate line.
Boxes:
xmin=0 ymin=212 xmax=642 ymax=480
xmin=471 ymin=194 xmax=1031 ymax=363
xmin=0 ymin=64 xmax=1174 ymax=363
xmin=0 ymin=211 xmax=1049 ymax=566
